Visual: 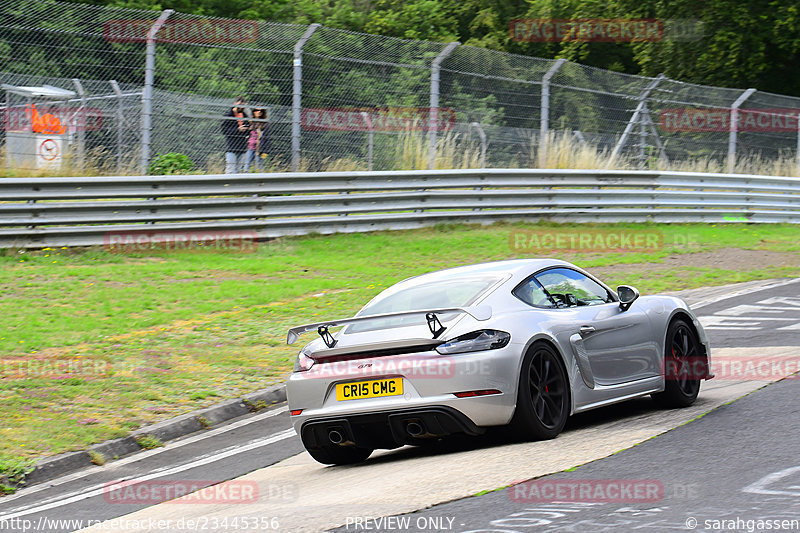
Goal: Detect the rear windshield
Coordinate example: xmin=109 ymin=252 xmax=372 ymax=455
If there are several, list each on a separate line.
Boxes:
xmin=347 ymin=276 xmax=501 ymax=334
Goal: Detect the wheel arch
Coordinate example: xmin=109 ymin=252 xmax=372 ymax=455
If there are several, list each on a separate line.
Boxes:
xmin=667 ymin=310 xmax=707 ymax=356
xmin=664 ymin=309 xmax=711 ymax=379
xmin=516 ymin=334 xmax=576 ymax=416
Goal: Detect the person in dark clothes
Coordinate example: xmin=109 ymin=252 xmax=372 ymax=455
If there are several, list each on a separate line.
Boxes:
xmin=221 ymin=97 xmax=249 ymax=174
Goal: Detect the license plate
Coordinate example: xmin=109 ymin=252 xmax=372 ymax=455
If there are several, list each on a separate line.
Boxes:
xmin=336 ymin=378 xmax=403 ymax=401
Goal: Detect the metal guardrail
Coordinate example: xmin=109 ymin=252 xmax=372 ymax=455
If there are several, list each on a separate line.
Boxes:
xmin=2 ymin=169 xmax=800 ymax=248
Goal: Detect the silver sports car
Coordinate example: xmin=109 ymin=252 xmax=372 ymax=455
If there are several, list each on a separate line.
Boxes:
xmin=286 ymin=259 xmax=713 ymax=465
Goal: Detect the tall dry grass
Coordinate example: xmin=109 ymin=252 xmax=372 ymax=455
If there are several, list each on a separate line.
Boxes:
xmin=394 ymin=131 xmax=482 ymax=170
xmin=533 ymin=131 xmax=629 ymax=170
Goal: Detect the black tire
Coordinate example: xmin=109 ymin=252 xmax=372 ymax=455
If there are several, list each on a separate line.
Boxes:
xmin=305 ymin=444 xmax=373 ymax=466
xmin=510 ymin=342 xmax=570 ymax=440
xmin=652 ymin=318 xmax=702 ymax=408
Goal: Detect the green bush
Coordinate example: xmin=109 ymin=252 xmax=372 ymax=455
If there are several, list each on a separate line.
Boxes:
xmin=148 ymin=153 xmax=194 ymax=175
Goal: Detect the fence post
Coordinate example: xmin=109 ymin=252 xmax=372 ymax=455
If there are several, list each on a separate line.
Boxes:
xmin=727 ymin=88 xmax=756 ymax=173
xmin=539 ymin=58 xmax=566 ymax=168
xmin=797 ymin=113 xmax=800 ymax=175
xmin=610 ymin=73 xmax=665 ymax=165
xmin=71 ymin=78 xmax=86 ymax=170
xmin=428 ymin=42 xmax=459 ymax=170
xmin=109 ymin=80 xmax=124 ymax=174
xmin=292 ymin=23 xmax=321 ymax=172
xmin=141 ymin=9 xmax=173 ymax=174
xmin=360 ymin=111 xmax=374 ymax=171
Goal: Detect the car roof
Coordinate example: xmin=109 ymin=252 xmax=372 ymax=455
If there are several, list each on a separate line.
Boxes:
xmin=398 ymin=258 xmax=573 ymax=287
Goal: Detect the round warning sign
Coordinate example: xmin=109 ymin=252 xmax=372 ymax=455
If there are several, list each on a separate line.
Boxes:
xmin=39 ymin=139 xmax=59 ymax=161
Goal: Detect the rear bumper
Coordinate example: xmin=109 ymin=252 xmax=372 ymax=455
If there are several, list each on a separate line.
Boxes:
xmin=286 ymin=345 xmax=521 ymax=436
xmin=300 ymin=406 xmax=484 ymax=450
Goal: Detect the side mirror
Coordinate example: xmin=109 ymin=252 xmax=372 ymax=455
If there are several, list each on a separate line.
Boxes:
xmin=617 ymin=285 xmax=640 ymax=311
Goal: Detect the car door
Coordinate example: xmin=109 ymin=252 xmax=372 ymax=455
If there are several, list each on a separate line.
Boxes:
xmin=532 ymin=268 xmax=660 ymax=387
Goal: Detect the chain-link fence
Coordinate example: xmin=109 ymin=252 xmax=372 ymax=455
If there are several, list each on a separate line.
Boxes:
xmin=2 ymin=0 xmax=800 ymax=175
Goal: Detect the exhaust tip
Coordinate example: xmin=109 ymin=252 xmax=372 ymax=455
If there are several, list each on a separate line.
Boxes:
xmin=328 ymin=429 xmax=344 ymax=444
xmin=406 ymin=421 xmax=424 ymax=437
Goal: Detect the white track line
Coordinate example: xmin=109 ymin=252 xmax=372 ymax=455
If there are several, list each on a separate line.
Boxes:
xmin=0 ymin=405 xmax=288 ymax=504
xmin=0 ymin=429 xmax=296 ymax=520
xmin=692 ymin=278 xmax=800 ymax=310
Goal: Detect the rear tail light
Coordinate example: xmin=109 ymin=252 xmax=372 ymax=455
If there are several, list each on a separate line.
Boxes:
xmin=435 ymin=330 xmax=510 ymax=355
xmin=293 ymin=351 xmax=316 ymax=372
xmin=290 ymin=409 xmax=303 ymax=416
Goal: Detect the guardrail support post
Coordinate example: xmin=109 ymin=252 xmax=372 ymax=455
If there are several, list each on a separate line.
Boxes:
xmin=292 ymin=23 xmax=321 ymax=172
xmin=428 ymin=42 xmax=459 ymax=170
xmin=141 ymin=9 xmax=173 ymax=174
xmin=727 ymin=88 xmax=756 ymax=174
xmin=539 ymin=58 xmax=566 ymax=167
xmin=610 ymin=74 xmax=665 ymax=166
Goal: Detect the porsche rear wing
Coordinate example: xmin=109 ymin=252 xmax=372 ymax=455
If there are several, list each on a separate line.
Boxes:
xmin=286 ymin=305 xmax=492 ymax=345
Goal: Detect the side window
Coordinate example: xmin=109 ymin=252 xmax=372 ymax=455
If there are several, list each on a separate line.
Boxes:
xmin=513 ymin=278 xmax=555 ymax=308
xmin=534 ymin=268 xmax=612 ymax=308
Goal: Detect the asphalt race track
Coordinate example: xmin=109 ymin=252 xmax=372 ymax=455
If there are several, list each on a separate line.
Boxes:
xmin=1 ymin=278 xmax=798 ymax=533
xmin=362 ymin=377 xmax=799 ymax=533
